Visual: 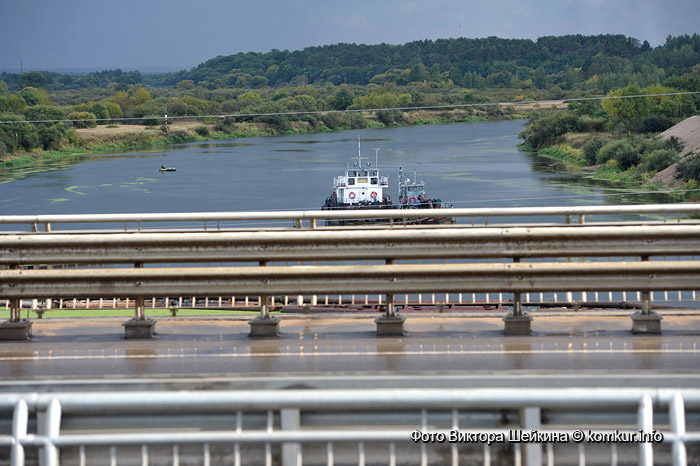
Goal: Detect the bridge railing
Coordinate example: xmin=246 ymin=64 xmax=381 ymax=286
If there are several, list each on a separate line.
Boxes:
xmin=1 ymin=222 xmax=700 ymax=338
xmin=1 ymin=388 xmax=698 ymax=466
xmin=0 ymin=203 xmax=699 ymax=232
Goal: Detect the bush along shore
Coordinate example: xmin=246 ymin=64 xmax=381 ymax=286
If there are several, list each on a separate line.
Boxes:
xmin=518 ymin=94 xmax=700 ymax=202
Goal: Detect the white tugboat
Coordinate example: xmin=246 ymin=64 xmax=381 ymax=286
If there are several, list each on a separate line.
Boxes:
xmin=323 ymin=136 xmax=392 ymax=210
xmin=322 ymin=137 xmax=455 ymax=225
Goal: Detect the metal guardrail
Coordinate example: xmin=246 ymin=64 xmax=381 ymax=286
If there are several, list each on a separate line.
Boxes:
xmin=1 ymin=224 xmax=700 ymax=263
xmin=1 ymin=388 xmax=698 ymax=466
xmin=1 ymin=222 xmax=700 ymax=337
xmin=0 ymin=203 xmax=698 ymax=232
xmin=2 ymin=261 xmax=700 ymax=298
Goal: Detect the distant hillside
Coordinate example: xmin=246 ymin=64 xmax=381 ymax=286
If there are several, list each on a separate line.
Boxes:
xmin=1 ymin=33 xmax=699 ymax=92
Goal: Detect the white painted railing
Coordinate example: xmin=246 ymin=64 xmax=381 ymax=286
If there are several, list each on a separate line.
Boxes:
xmin=1 ymin=388 xmax=698 ymax=466
xmin=0 ymin=203 xmax=699 ymax=232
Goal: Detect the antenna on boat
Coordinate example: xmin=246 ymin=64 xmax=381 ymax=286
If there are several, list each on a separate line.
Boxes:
xmin=398 ymin=166 xmax=403 ymax=202
xmin=352 ymin=135 xmax=371 ymax=169
xmin=372 ymin=148 xmax=379 ymax=168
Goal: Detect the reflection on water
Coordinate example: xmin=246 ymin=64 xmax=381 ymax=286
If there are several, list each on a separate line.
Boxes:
xmin=0 ymin=121 xmax=675 ymax=225
xmin=524 ymin=150 xmax=676 ymax=211
xmin=190 ymin=142 xmax=254 ymax=149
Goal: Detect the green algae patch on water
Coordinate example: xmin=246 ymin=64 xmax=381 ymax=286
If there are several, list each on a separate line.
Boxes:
xmin=65 ymin=186 xmax=90 ymax=195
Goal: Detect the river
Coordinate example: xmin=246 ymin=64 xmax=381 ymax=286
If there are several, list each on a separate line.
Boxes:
xmin=0 ymin=120 xmax=674 ymax=225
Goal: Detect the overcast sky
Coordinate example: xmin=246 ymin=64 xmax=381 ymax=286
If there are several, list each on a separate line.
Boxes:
xmin=1 ymin=0 xmax=698 ymax=73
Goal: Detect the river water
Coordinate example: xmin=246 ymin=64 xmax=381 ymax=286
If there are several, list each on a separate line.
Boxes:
xmin=0 ymin=120 xmax=674 ymax=226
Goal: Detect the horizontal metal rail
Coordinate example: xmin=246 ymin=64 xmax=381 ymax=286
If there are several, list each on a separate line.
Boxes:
xmin=1 ymin=388 xmax=698 ymax=466
xmin=1 ymin=388 xmax=699 ymax=412
xmin=2 ymin=224 xmax=700 ymax=264
xmin=2 ymin=261 xmax=699 ymax=298
xmin=0 ymin=203 xmax=698 ymax=232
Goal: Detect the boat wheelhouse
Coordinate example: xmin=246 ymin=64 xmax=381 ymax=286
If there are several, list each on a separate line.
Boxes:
xmin=324 ymin=137 xmax=392 ymax=208
xmin=397 ymin=167 xmax=426 ymax=206
xmin=397 ymin=167 xmax=450 ymax=210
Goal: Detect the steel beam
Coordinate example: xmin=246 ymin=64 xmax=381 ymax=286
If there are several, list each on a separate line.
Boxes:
xmin=2 ymin=224 xmax=700 ymax=264
xmin=1 ymin=203 xmax=699 ymax=230
xmin=1 ymin=261 xmax=699 ymax=299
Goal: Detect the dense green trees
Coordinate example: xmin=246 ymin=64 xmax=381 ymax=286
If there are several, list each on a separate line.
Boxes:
xmin=1 ymin=34 xmax=699 ymax=94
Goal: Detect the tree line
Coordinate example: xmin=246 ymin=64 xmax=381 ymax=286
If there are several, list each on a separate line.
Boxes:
xmin=1 ymin=34 xmax=699 ymax=94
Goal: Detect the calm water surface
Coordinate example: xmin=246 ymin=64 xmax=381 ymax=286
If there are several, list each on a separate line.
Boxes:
xmin=0 ymin=121 xmax=673 ymax=224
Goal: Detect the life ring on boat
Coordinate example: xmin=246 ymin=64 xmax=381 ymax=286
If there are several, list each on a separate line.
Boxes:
xmin=348 ymin=192 xmax=356 ymax=199
xmin=409 ymin=196 xmax=417 ymax=203
xmin=370 ymin=191 xmax=378 ymax=198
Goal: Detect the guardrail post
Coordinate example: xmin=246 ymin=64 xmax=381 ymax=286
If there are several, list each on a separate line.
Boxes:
xmin=521 ymin=407 xmax=542 ymax=466
xmin=670 ymin=394 xmax=687 ymax=466
xmin=503 ymin=259 xmax=532 ymax=335
xmin=637 ymin=395 xmax=654 ymax=466
xmin=281 ymin=408 xmax=301 ymax=466
xmin=11 ymin=399 xmax=28 ymax=466
xmin=122 ymin=262 xmax=156 ymax=339
xmin=38 ymin=399 xmax=61 ymax=466
xmin=0 ymin=297 xmax=33 ymax=340
xmin=631 ymin=256 xmax=662 ymax=334
xmin=10 ymin=297 xmax=21 ymax=323
xmin=250 ymin=261 xmax=280 ymax=337
xmin=376 ymin=259 xmax=406 ymax=336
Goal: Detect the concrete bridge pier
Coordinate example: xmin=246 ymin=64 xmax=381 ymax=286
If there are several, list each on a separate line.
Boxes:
xmin=249 ymin=295 xmax=280 ymax=337
xmin=376 ymin=293 xmax=406 ymax=336
xmin=0 ymin=298 xmax=33 ymax=340
xmin=122 ymin=296 xmax=156 ymax=339
xmin=503 ymin=292 xmax=532 ymax=335
xmin=631 ymin=290 xmax=662 ymax=334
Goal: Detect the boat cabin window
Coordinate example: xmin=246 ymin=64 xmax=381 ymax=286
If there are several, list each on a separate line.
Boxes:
xmin=371 ymin=170 xmax=377 ymax=176
xmin=348 ymin=178 xmax=355 ymax=185
xmin=358 ymin=177 xmax=368 ymax=183
xmin=348 ymin=170 xmax=357 ymax=176
xmin=371 ymin=177 xmax=378 ymax=185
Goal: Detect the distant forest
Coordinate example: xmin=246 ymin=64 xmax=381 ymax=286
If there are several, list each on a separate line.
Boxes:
xmin=2 ymin=34 xmax=700 ymax=94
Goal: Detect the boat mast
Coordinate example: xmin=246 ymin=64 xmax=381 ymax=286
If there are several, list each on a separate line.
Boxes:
xmin=352 ymin=135 xmax=370 ymax=169
xmin=398 ymin=166 xmax=403 ymax=202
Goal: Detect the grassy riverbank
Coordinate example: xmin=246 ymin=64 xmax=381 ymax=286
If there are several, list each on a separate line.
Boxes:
xmin=519 ymin=110 xmax=700 ymax=202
